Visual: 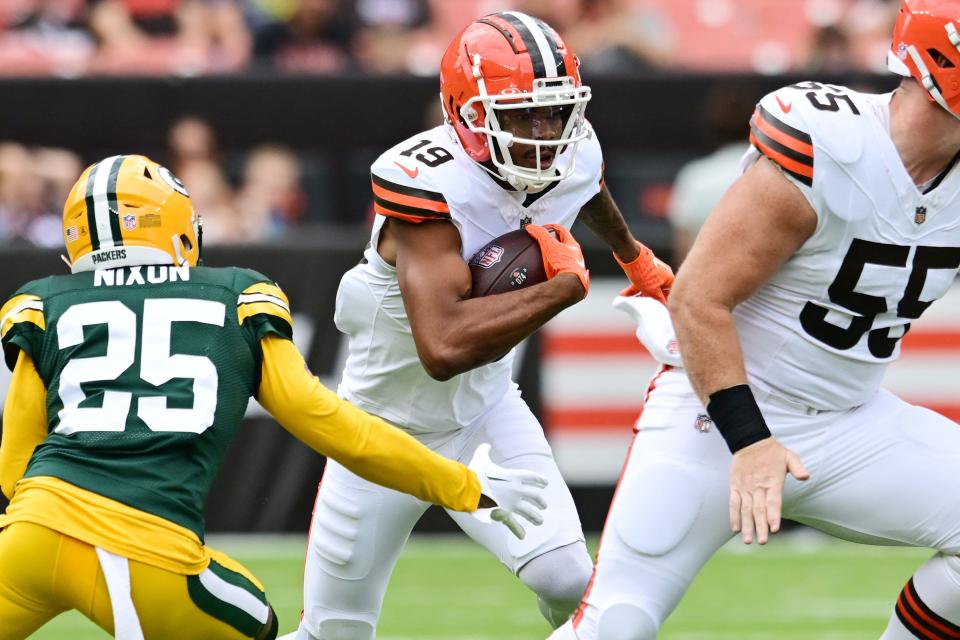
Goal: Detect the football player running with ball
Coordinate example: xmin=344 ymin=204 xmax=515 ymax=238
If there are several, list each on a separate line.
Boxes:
xmin=551 ymin=2 xmax=960 ymax=638
xmin=285 ymin=11 xmax=672 ymax=640
xmin=0 ymin=155 xmax=550 ymax=640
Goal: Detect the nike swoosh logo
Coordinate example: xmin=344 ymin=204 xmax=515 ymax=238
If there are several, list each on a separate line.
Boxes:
xmin=775 ymin=95 xmax=792 ymax=113
xmin=394 ymin=161 xmax=419 ymax=178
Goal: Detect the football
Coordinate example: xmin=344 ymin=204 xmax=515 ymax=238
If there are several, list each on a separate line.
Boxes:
xmin=468 ymin=228 xmax=550 ymax=297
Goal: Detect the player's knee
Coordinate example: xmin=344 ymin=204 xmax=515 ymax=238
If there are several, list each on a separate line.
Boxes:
xmin=596 ymin=603 xmax=658 ymax=640
xmin=520 ymin=543 xmax=593 ymax=627
xmin=534 ymin=565 xmax=592 ymax=606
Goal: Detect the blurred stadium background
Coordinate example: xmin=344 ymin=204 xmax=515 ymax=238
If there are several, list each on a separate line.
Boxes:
xmin=0 ymin=0 xmax=954 ymax=637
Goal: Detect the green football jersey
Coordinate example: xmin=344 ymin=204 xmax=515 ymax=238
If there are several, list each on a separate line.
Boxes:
xmin=0 ymin=264 xmax=293 ymax=539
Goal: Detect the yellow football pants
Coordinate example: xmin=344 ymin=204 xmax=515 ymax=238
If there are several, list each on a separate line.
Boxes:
xmin=0 ymin=522 xmax=277 ymax=640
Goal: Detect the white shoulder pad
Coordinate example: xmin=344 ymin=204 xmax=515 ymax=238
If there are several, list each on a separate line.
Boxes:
xmin=754 ymin=82 xmax=864 ymax=175
xmin=371 ymin=129 xmax=457 ymax=224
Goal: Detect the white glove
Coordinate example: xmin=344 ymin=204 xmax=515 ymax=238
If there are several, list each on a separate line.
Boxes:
xmin=468 ymin=443 xmax=548 ymax=540
xmin=612 ymin=295 xmax=683 ymax=367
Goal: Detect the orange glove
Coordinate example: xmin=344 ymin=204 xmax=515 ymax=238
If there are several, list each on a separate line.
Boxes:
xmin=615 ymin=243 xmax=674 ymax=304
xmin=525 ymin=224 xmax=590 ymax=295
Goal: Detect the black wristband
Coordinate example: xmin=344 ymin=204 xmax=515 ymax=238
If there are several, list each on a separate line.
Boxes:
xmin=706 ymin=384 xmax=772 ymax=454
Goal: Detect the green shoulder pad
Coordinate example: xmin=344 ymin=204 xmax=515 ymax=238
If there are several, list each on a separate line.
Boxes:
xmin=0 ymin=279 xmax=49 ymax=370
xmin=233 ymin=268 xmax=293 ymax=342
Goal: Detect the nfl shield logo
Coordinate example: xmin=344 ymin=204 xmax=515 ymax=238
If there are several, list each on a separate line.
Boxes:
xmin=694 ymin=414 xmax=713 ymax=433
xmin=915 ymin=206 xmax=927 ymax=225
xmin=122 ymin=214 xmax=137 ymax=230
xmin=472 ymin=245 xmax=504 ymax=269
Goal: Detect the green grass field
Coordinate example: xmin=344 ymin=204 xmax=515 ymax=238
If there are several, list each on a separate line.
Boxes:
xmin=31 ymin=531 xmax=928 ymax=639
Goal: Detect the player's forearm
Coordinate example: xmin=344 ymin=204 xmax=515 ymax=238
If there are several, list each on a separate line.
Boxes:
xmin=669 ymin=293 xmax=749 ymax=406
xmin=258 ymin=336 xmax=482 ymax=511
xmin=307 ymin=399 xmax=482 ymax=512
xmin=415 ymin=274 xmax=582 ymax=380
xmin=579 ymin=185 xmax=642 ymax=262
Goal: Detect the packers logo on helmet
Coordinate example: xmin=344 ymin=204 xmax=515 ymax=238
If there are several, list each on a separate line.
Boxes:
xmin=62 ymin=155 xmax=200 ymax=273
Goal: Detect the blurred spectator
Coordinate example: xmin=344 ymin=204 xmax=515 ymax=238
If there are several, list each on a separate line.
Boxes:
xmin=26 ymin=147 xmax=81 ymax=246
xmin=667 ymin=83 xmax=759 ymax=263
xmin=844 ymin=0 xmax=899 ymax=73
xmin=804 ymin=24 xmax=854 ymax=73
xmin=562 ymin=0 xmax=674 ymax=74
xmin=234 ymin=144 xmax=304 ymax=240
xmin=351 ymin=0 xmax=429 ymax=74
xmin=0 ymin=143 xmax=33 ymax=241
xmin=0 ymin=0 xmax=93 ymax=76
xmin=252 ymin=0 xmax=355 ymax=73
xmin=87 ymin=0 xmax=250 ymax=75
xmin=0 ymin=143 xmax=81 ymax=247
xmin=177 ymin=158 xmax=242 ymax=244
xmin=166 ymin=114 xmax=220 ymax=176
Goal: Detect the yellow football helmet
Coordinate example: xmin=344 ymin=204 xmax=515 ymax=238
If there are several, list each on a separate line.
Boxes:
xmin=62 ymin=155 xmax=200 ymax=272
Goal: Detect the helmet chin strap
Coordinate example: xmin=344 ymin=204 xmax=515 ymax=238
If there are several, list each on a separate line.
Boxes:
xmin=196 ymin=214 xmax=204 ymax=266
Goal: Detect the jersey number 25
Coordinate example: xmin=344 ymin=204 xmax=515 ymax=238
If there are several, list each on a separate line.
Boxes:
xmin=56 ymin=299 xmax=224 ymax=436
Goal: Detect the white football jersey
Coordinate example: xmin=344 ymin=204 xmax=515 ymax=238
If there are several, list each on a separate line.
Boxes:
xmin=737 ymin=82 xmax=960 ymax=411
xmin=334 ymin=123 xmax=604 ymax=433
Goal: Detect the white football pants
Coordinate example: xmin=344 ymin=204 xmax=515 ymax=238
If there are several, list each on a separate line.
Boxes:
xmin=296 ymin=387 xmax=588 ymax=639
xmin=559 ymin=367 xmax=960 ymax=640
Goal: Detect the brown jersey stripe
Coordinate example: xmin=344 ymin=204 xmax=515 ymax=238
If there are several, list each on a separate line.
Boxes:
xmin=373 ymin=199 xmax=450 ymax=223
xmin=750 ymin=116 xmax=813 ymax=168
xmin=897 ymin=596 xmax=942 ymax=640
xmin=370 ymin=173 xmax=447 ymax=204
xmin=757 ymin=104 xmax=813 ymax=147
xmin=373 ymin=195 xmax=449 ymax=219
xmin=752 ymin=109 xmax=814 ymax=158
xmin=903 ymin=578 xmax=960 ymax=638
xmin=749 ymin=132 xmax=813 ymax=186
xmin=371 ymin=182 xmax=450 ymax=214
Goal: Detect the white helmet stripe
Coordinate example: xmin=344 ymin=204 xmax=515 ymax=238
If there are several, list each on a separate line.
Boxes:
xmin=90 ymin=155 xmax=124 ymax=249
xmin=506 ymin=11 xmax=558 ymax=77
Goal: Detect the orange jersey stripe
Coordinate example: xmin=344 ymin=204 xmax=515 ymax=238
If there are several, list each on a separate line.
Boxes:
xmin=373 ymin=201 xmax=441 ymax=223
xmin=371 ymin=181 xmax=450 ymax=214
xmin=903 ymin=582 xmax=960 ymax=638
xmin=752 ymin=111 xmax=814 ymax=158
xmin=897 ymin=598 xmax=941 ymax=640
xmin=750 ymin=132 xmax=814 ymax=180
